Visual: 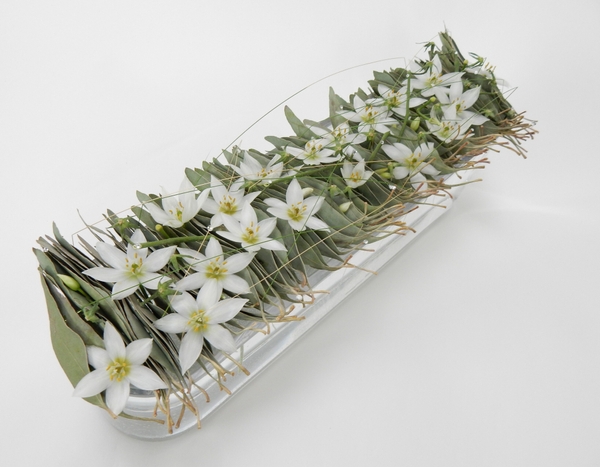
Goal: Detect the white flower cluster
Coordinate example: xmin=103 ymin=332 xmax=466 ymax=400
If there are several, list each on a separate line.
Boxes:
xmin=76 ymin=49 xmax=492 ymax=412
xmin=412 ymin=55 xmax=488 ymax=141
xmin=81 ymin=161 xmax=335 ymax=389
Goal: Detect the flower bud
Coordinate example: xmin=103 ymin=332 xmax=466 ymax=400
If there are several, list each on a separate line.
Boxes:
xmin=58 ymin=274 xmax=81 ymax=292
xmin=301 ymin=187 xmax=314 ymax=197
xmin=339 ymin=202 xmax=352 ymax=213
xmin=410 ymin=118 xmax=421 ymax=131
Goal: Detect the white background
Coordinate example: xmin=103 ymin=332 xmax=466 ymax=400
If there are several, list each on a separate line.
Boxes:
xmin=1 ymin=1 xmax=599 ymax=466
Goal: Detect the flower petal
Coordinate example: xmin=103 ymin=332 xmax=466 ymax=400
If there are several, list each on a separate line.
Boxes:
xmin=222 ymin=215 xmax=244 ymax=237
xmin=105 ymin=380 xmax=130 ymax=415
xmin=146 ymin=203 xmax=173 ymax=226
xmin=104 ymin=322 xmax=126 ymax=360
xmin=305 ymin=216 xmax=330 ymax=231
xmin=266 ymin=206 xmax=291 ymax=221
xmin=263 ymin=198 xmax=287 ymax=210
xmin=82 ymin=267 xmax=128 ymax=283
xmin=286 ymin=179 xmax=303 ymax=205
xmin=218 ymin=230 xmax=241 ymax=244
xmin=196 ymin=283 xmax=221 ymax=310
xmin=177 ymin=247 xmax=206 ymax=269
xmin=127 ymin=366 xmax=167 ymax=390
xmin=72 ymin=369 xmax=110 ymax=398
xmin=303 ymin=196 xmax=325 ymax=215
xmin=125 ymin=338 xmax=153 ymax=365
xmin=259 ymin=239 xmax=286 ymax=251
xmin=170 ymin=292 xmax=198 ymax=316
xmin=209 ymin=212 xmax=225 ymax=228
xmin=209 ymin=175 xmax=227 ymax=199
xmin=257 ymin=217 xmax=277 ymax=236
xmin=111 ymin=278 xmax=140 ymax=300
xmin=87 ymin=346 xmax=110 ymax=370
xmin=174 ymin=273 xmax=206 ymax=291
xmin=95 ymin=242 xmax=126 ymax=270
xmin=154 ymin=312 xmax=189 ymax=334
xmin=143 ymin=246 xmax=176 ymax=272
xmin=421 ymin=164 xmax=440 ymax=176
xmin=393 ymin=166 xmax=410 ymax=179
xmin=224 ymin=252 xmax=254 ymax=273
xmin=205 ymin=237 xmax=223 ymax=259
xmin=220 ymin=275 xmax=250 ymax=294
xmin=288 ymin=218 xmax=308 ymax=231
xmin=207 ymin=297 xmax=247 ymax=323
xmin=202 ymin=197 xmax=218 ymax=214
xmin=179 ymin=332 xmax=204 ymax=373
xmin=381 ymin=144 xmax=405 ymax=163
xmin=203 ymin=324 xmax=236 ymax=353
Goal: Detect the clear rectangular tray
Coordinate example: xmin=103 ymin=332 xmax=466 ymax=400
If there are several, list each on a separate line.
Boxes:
xmin=111 ymin=170 xmax=474 ymax=439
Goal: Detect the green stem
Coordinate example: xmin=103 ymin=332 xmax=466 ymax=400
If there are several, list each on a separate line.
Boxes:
xmin=368 ymin=131 xmax=390 ymax=161
xmin=396 ymin=76 xmax=412 ymax=139
xmin=138 ymin=235 xmax=209 ymax=248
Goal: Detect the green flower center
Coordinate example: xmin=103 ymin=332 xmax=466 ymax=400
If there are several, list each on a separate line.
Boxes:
xmin=305 ymin=141 xmax=324 ymax=161
xmin=350 ymin=171 xmax=362 ymax=184
xmin=168 ymin=202 xmax=184 ymax=221
xmin=125 ymin=254 xmax=143 ymax=277
xmin=361 ymin=107 xmax=379 ymax=125
xmin=241 ymin=223 xmax=260 ymax=244
xmin=452 ymin=98 xmax=466 ymax=114
xmin=438 ymin=122 xmax=454 ymax=138
xmin=386 ymin=91 xmax=404 ymax=108
xmin=205 ymin=260 xmax=228 ymax=280
xmin=107 ymin=357 xmax=131 ymax=382
xmin=219 ymin=196 xmax=238 ymax=215
xmin=426 ymin=73 xmax=442 ymax=87
xmin=188 ymin=309 xmax=209 ymax=333
xmin=287 ymin=203 xmax=307 ymax=222
xmin=405 ymin=155 xmax=421 ymax=171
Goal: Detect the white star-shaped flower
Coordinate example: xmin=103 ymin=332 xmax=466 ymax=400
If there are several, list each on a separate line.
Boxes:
xmin=202 ymin=176 xmax=260 ymax=228
xmin=83 ymin=229 xmax=176 ymax=300
xmin=411 ymin=55 xmax=464 ymax=100
xmin=309 ymin=122 xmax=366 ymax=152
xmin=426 ymin=113 xmax=470 ymax=142
xmin=263 ymin=178 xmax=329 ymax=232
xmin=175 ymin=237 xmax=254 ymax=296
xmin=382 ymin=142 xmax=440 ymax=180
xmin=145 ymin=177 xmax=209 ymax=228
xmin=286 ymin=138 xmax=340 ymax=166
xmin=438 ymin=81 xmax=488 ymax=125
xmin=369 ymin=84 xmax=427 ymax=118
xmin=340 ymin=156 xmax=373 ymax=189
xmin=154 ymin=288 xmax=247 ymax=373
xmin=73 ymin=322 xmax=167 ymax=416
xmin=232 ymin=151 xmax=284 ymax=185
xmin=342 ymin=95 xmax=396 ymax=136
xmin=220 ymin=204 xmax=286 ymax=252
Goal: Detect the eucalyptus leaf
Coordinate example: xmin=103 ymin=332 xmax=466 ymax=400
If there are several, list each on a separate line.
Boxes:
xmin=40 ymin=274 xmax=106 ymax=409
xmin=284 ymin=106 xmax=316 ymax=140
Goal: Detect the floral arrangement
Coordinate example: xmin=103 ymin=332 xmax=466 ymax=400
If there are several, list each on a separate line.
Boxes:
xmin=35 ymin=32 xmax=535 ymax=434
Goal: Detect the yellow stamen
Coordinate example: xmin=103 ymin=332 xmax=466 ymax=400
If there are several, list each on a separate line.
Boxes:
xmin=107 ymin=357 xmax=131 ymax=382
xmin=188 ymin=309 xmax=209 ymax=333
